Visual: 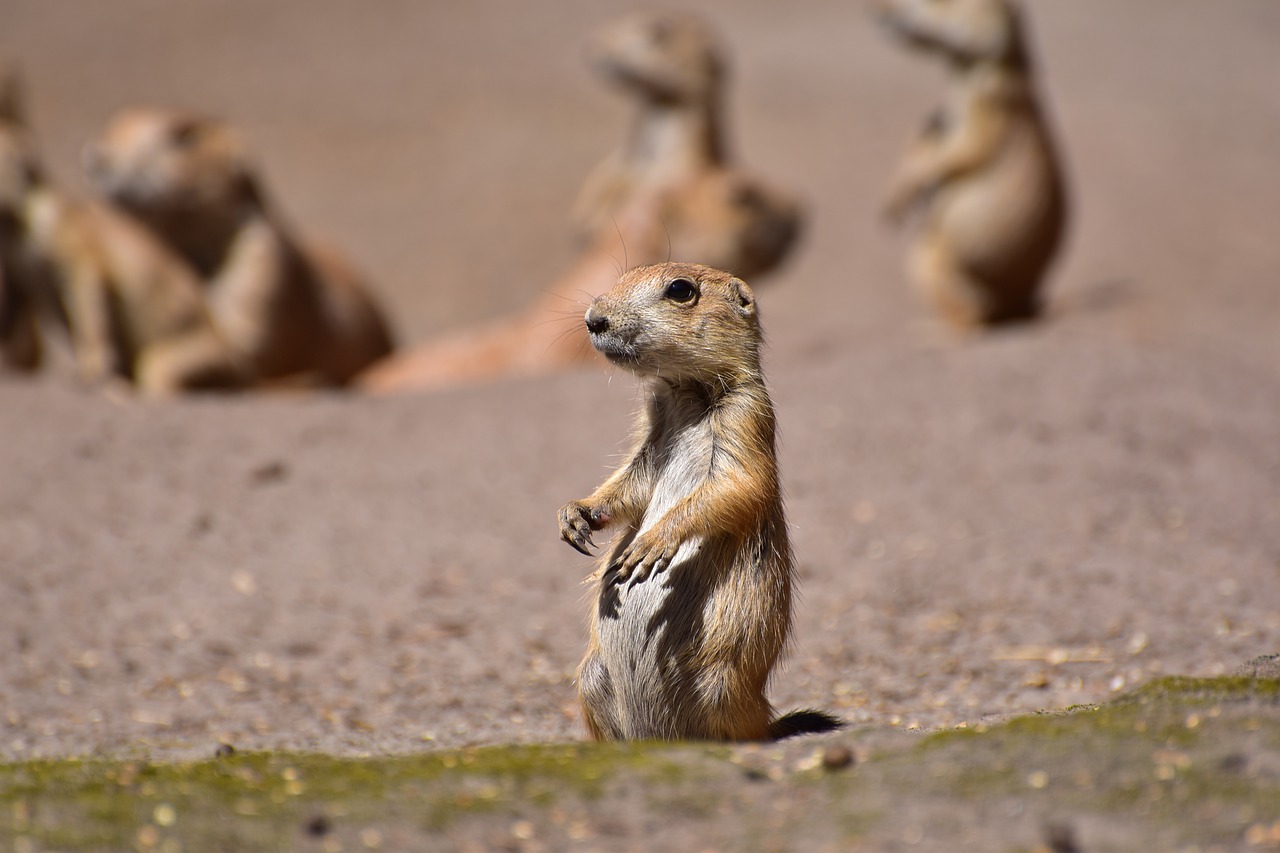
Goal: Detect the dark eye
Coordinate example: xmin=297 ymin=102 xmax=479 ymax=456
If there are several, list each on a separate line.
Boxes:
xmin=664 ymin=278 xmax=696 ymax=303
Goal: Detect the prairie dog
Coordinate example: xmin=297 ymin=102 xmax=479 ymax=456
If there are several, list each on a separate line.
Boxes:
xmin=357 ymin=12 xmax=802 ymax=395
xmin=558 ymin=262 xmax=838 ymax=741
xmin=573 ymin=10 xmax=802 ymax=280
xmin=84 ymin=108 xmax=394 ymax=385
xmin=878 ymin=0 xmax=1067 ymax=326
xmin=0 ymin=126 xmax=246 ymax=393
xmin=570 ymin=10 xmax=725 ymax=243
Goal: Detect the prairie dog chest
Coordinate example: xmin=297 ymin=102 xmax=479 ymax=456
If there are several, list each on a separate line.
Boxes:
xmin=638 ymin=394 xmax=715 ymax=535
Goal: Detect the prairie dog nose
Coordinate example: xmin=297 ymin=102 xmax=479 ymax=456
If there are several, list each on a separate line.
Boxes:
xmin=585 ymin=308 xmax=610 ymax=334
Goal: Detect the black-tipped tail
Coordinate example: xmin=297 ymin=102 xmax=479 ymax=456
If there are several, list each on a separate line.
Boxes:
xmin=768 ymin=709 xmax=845 ymax=740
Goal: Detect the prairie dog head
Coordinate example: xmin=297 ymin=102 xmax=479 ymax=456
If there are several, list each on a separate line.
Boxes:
xmin=84 ymin=108 xmax=256 ymax=221
xmin=876 ymin=0 xmax=1027 ymax=68
xmin=586 ymin=10 xmax=725 ymax=105
xmin=584 ymin=262 xmax=761 ymax=384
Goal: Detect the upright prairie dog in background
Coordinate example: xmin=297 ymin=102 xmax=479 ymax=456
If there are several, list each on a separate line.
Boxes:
xmin=570 ymin=10 xmax=725 ymax=241
xmin=0 ymin=125 xmax=247 ymax=393
xmin=357 ymin=11 xmax=802 ymax=395
xmin=878 ymin=0 xmax=1067 ymax=326
xmin=573 ymin=9 xmax=802 ymax=281
xmin=558 ymin=262 xmax=839 ymax=741
xmin=85 ymin=109 xmax=394 ymax=386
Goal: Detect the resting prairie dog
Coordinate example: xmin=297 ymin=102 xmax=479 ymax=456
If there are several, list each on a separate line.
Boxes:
xmin=0 ymin=126 xmax=246 ymax=393
xmin=558 ymin=262 xmax=838 ymax=741
xmin=878 ymin=0 xmax=1067 ymax=326
xmin=84 ymin=108 xmax=394 ymax=385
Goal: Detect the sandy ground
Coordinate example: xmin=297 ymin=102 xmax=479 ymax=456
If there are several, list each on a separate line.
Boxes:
xmin=0 ymin=0 xmax=1278 ymax=764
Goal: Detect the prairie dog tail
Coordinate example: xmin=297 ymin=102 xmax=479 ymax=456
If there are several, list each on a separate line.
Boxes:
xmin=769 ymin=709 xmax=844 ymax=740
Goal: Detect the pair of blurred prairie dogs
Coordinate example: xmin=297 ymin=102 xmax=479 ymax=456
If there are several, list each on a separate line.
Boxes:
xmin=0 ymin=0 xmax=1066 ymax=396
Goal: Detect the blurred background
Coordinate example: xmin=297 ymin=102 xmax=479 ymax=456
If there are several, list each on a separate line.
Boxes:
xmin=1 ymin=0 xmax=1277 ymax=761
xmin=6 ymin=0 xmax=1275 ymax=354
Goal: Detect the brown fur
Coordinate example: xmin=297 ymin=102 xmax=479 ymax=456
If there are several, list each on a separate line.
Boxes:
xmin=557 ymin=263 xmax=833 ymax=741
xmin=0 ymin=63 xmax=39 ymax=371
xmin=0 ymin=125 xmax=246 ymax=394
xmin=878 ymin=0 xmax=1067 ymax=326
xmin=85 ymin=108 xmax=394 ymax=385
xmin=0 ymin=62 xmax=25 ymax=126
xmin=355 ymin=233 xmax=636 ymax=393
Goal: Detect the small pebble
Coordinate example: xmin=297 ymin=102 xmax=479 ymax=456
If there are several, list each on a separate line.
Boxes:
xmin=821 ymin=744 xmax=855 ymax=771
xmin=304 ymin=815 xmax=332 ymax=837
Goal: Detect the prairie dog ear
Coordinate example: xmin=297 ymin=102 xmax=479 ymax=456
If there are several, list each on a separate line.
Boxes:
xmin=729 ymin=278 xmax=756 ymax=317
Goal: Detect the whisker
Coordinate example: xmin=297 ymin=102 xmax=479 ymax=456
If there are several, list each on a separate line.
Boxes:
xmin=539 ymin=288 xmax=592 ymax=306
xmin=545 ymin=325 xmax=585 ymax=354
xmin=609 ymin=211 xmax=628 ymax=273
xmin=604 ymin=248 xmax=623 ymax=277
xmin=532 ymin=313 xmax=582 ymax=330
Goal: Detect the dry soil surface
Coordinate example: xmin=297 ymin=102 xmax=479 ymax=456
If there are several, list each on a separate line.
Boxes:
xmin=1 ymin=0 xmax=1277 ymax=795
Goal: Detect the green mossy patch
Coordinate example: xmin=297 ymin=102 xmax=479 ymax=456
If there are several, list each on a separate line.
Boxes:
xmin=2 ymin=677 xmax=1278 ymax=851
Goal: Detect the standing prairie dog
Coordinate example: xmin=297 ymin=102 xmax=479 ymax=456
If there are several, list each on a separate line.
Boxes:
xmin=878 ymin=0 xmax=1067 ymax=326
xmin=0 ymin=126 xmax=247 ymax=393
xmin=558 ymin=262 xmax=839 ymax=741
xmin=573 ymin=10 xmax=802 ymax=281
xmin=84 ymin=109 xmax=394 ymax=385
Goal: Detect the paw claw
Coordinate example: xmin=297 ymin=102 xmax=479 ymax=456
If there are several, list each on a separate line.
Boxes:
xmin=558 ymin=501 xmax=602 ymax=556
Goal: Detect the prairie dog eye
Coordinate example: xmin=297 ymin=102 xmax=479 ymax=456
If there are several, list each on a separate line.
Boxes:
xmin=664 ymin=278 xmax=697 ymax=303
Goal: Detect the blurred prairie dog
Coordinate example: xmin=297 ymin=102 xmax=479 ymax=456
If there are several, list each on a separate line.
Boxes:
xmin=85 ymin=108 xmax=394 ymax=385
xmin=558 ymin=262 xmax=839 ymax=741
xmin=571 ymin=10 xmax=724 ymax=240
xmin=0 ymin=127 xmax=246 ymax=393
xmin=356 ymin=11 xmax=802 ymax=396
xmin=573 ymin=10 xmax=802 ymax=280
xmin=878 ymin=0 xmax=1067 ymax=326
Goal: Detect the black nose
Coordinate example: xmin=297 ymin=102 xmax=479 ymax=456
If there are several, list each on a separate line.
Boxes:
xmin=586 ymin=313 xmax=610 ymax=334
